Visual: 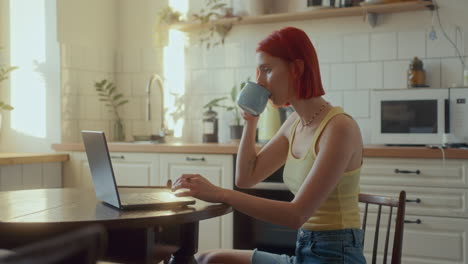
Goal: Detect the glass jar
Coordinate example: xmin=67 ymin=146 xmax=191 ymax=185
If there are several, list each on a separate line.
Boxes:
xmin=113 ymin=119 xmax=125 ymax=142
xmin=202 ymin=107 xmax=218 ymax=143
xmin=407 ymin=57 xmax=426 ymax=88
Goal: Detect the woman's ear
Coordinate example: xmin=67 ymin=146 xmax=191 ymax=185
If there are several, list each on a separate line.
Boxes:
xmin=290 ymin=59 xmax=304 ymax=78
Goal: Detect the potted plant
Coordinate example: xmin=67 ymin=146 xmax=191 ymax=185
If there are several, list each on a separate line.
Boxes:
xmin=157 ymin=6 xmax=182 ymax=25
xmin=0 ymin=47 xmax=18 ymax=131
xmin=94 ymin=79 xmax=129 ymax=141
xmin=192 ymin=0 xmax=236 ymax=49
xmin=204 ymin=77 xmax=250 ymax=142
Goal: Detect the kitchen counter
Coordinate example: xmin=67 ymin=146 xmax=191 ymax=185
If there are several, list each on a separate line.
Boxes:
xmin=0 ymin=153 xmax=69 ymax=165
xmin=51 ymin=143 xmax=468 ymax=159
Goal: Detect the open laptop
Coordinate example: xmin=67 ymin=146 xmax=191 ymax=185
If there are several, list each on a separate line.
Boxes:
xmin=81 ymin=130 xmax=195 ymax=210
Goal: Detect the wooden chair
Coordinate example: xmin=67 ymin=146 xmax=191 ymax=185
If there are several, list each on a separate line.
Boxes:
xmin=0 ymin=225 xmax=107 ymax=264
xmin=359 ymin=191 xmax=406 ymax=264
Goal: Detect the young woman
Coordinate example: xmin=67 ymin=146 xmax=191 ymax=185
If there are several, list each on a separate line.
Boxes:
xmin=172 ymin=27 xmax=366 ymax=264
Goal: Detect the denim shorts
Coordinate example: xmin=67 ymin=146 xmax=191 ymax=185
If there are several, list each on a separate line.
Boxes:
xmin=251 ymin=228 xmax=366 ymax=264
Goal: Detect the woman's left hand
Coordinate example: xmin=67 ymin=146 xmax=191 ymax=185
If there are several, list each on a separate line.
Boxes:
xmin=172 ymin=174 xmax=225 ymax=203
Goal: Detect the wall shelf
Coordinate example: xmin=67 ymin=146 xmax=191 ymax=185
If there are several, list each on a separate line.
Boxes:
xmin=171 ymin=0 xmax=434 ymax=31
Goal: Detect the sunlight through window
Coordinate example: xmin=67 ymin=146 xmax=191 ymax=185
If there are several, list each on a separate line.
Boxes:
xmin=9 ymin=0 xmax=47 ymax=138
xmin=164 ymin=0 xmax=188 ymax=138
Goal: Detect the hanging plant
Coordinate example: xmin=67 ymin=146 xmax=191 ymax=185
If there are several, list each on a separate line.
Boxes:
xmin=192 ymin=0 xmax=235 ymax=49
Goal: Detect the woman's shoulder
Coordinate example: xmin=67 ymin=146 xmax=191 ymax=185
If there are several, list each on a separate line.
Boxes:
xmin=324 ymin=111 xmax=362 ymax=139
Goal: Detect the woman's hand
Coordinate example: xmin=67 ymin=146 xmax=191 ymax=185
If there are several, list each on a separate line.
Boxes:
xmin=240 ymin=108 xmax=259 ymax=122
xmin=172 ymin=174 xmax=225 ymax=203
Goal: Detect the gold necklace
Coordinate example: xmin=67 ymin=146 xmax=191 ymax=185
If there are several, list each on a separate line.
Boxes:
xmin=301 ymin=102 xmax=329 ymax=126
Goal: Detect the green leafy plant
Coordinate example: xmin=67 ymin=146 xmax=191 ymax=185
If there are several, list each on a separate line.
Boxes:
xmin=0 ymin=47 xmax=18 ymax=111
xmin=203 ymin=77 xmax=250 ymax=126
xmin=192 ymin=0 xmax=234 ymax=49
xmin=157 ymin=6 xmax=182 ymax=25
xmin=94 ymin=79 xmax=129 ymax=141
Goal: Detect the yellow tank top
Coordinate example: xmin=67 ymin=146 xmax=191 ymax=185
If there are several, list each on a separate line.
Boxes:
xmin=283 ymin=106 xmax=361 ymax=231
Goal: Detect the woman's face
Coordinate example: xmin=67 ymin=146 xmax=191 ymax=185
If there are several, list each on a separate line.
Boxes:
xmin=256 ymin=51 xmax=294 ymax=106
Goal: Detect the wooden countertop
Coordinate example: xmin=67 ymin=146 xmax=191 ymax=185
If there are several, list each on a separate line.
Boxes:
xmin=51 ymin=142 xmax=468 ymax=159
xmin=0 ymin=153 xmax=70 ymax=165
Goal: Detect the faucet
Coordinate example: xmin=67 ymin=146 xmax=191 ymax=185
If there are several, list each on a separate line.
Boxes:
xmin=146 ymin=74 xmax=168 ymax=142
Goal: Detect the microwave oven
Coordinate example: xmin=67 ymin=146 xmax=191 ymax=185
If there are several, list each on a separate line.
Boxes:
xmin=371 ymin=88 xmax=468 ymax=146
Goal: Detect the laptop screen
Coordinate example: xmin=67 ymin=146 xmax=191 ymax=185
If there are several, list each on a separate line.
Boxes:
xmin=81 ymin=131 xmax=121 ymax=208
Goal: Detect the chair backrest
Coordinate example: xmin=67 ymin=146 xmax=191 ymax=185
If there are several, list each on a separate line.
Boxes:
xmin=359 ymin=191 xmax=406 ymax=264
xmin=0 ymin=225 xmax=107 ymax=264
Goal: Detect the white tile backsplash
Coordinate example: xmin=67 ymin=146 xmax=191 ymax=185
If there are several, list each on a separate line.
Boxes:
xmin=343 ymin=90 xmax=369 ymax=118
xmin=80 ymin=71 xmax=102 ymax=96
xmin=323 ymin=91 xmax=343 ymax=107
xmin=424 ymin=58 xmax=441 ymax=88
xmin=122 ymin=98 xmax=143 ymax=120
xmin=235 ymin=68 xmax=255 ymax=84
xmin=398 ymin=31 xmax=426 ymax=60
xmin=61 ymin=120 xmax=78 ymax=143
xmin=317 ymin=35 xmax=343 ymax=63
xmin=319 ymin=64 xmax=330 ymax=91
xmin=60 ymin=44 xmax=72 ymax=69
xmin=83 ymin=47 xmax=100 ymax=71
xmin=356 ymin=62 xmax=383 ymax=90
xmin=62 ymin=95 xmax=79 ymax=120
xmin=211 ymin=69 xmax=235 ymax=94
xmin=224 ymin=43 xmax=243 ymax=68
xmin=204 ymin=46 xmax=225 ymax=69
xmin=427 ymin=27 xmax=457 ymax=58
xmin=188 ymin=45 xmax=204 ymax=69
xmin=371 ymin=32 xmax=397 ymax=61
xmin=343 ymin=34 xmax=370 ymax=62
xmin=142 ymin=48 xmax=160 ymax=73
xmin=355 ymin=118 xmax=371 ymax=144
xmin=192 ymin=70 xmax=212 ymax=94
xmin=79 ymin=96 xmax=101 ymax=120
xmin=122 ymin=49 xmax=142 ymax=73
xmin=70 ymin=45 xmax=86 ymax=69
xmin=441 ymin=57 xmax=464 ymax=87
xmin=384 ymin=60 xmax=408 ymax=89
xmin=330 ymin=63 xmax=355 ymax=90
xmin=101 ymin=49 xmax=115 ymax=72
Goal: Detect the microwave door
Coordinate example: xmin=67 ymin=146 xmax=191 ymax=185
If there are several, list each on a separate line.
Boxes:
xmin=371 ymin=89 xmax=448 ymax=145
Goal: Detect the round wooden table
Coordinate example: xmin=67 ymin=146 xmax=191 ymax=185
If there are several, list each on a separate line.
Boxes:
xmin=0 ymin=188 xmax=232 ymax=264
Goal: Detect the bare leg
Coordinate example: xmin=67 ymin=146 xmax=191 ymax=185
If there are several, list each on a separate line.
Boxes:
xmin=196 ymin=249 xmax=254 ymax=264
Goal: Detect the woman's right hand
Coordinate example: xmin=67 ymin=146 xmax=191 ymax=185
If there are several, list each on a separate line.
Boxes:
xmin=240 ymin=108 xmax=259 ymax=122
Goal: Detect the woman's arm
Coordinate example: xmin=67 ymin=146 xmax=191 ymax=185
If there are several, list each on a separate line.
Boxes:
xmin=235 ymin=112 xmax=296 ymax=188
xmin=174 ymin=115 xmax=362 ymax=229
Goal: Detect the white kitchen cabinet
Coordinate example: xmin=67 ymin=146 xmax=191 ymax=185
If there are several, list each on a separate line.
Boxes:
xmin=63 ymin=152 xmax=160 ymax=188
xmin=159 ymin=153 xmax=234 ymax=252
xmin=361 ymin=158 xmax=468 ymax=264
xmin=0 ymin=162 xmax=62 ymax=191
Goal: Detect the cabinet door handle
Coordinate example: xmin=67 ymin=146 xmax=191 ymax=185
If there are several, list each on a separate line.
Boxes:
xmin=395 ymin=169 xmax=420 ymax=174
xmin=110 ymin=155 xmax=125 ymax=160
xmin=404 ymin=219 xmax=422 ymax=224
xmin=186 ymin=157 xmax=205 ymax=162
xmin=406 ymin=198 xmax=421 ymax=203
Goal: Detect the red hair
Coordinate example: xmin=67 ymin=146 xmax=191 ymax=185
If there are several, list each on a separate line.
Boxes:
xmin=256 ymin=27 xmax=324 ymax=99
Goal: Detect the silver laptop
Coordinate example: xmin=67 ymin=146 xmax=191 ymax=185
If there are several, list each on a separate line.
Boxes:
xmin=81 ymin=130 xmax=195 ymax=210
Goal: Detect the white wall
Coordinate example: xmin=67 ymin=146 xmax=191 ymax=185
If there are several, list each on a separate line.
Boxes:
xmin=58 ymin=0 xmax=167 ymax=143
xmin=184 ymin=0 xmax=468 ymax=144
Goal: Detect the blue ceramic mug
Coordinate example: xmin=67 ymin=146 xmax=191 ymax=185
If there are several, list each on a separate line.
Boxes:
xmin=237 ymin=82 xmax=271 ymax=116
